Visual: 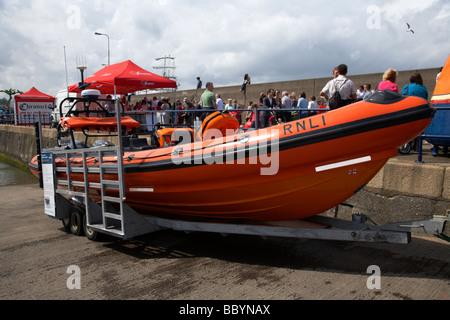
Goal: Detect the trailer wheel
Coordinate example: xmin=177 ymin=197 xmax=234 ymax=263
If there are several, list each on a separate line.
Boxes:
xmin=83 ymin=214 xmax=100 ymax=241
xmin=398 ymin=142 xmax=412 ymax=154
xmin=62 ymin=216 xmax=71 ymax=230
xmin=69 ymin=209 xmax=84 ymax=236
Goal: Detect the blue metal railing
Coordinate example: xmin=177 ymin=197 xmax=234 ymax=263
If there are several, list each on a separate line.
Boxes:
xmin=98 ymin=107 xmax=330 ymax=132
xmin=0 ymin=106 xmax=330 ymax=130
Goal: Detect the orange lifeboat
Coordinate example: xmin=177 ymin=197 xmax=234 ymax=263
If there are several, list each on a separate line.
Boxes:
xmin=29 ymin=91 xmax=435 ymax=221
xmin=425 ymin=54 xmax=450 ymax=154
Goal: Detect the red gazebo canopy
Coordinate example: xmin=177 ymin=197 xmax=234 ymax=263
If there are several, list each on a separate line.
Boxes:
xmin=68 ymin=60 xmax=177 ymax=94
xmin=15 ymin=87 xmax=55 ymax=101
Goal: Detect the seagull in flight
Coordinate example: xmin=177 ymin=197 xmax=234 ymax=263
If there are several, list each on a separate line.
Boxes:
xmin=406 ymin=23 xmax=414 ymax=34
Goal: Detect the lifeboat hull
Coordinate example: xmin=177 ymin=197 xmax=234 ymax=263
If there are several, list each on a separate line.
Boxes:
xmin=29 ymin=91 xmax=435 ymax=221
xmin=427 ymin=53 xmax=450 ymax=148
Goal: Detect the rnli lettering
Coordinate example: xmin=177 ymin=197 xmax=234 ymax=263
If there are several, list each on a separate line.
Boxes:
xmin=283 ymin=115 xmax=327 ymax=135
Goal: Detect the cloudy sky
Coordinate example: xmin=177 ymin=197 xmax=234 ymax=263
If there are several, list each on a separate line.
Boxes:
xmin=1 ymin=0 xmax=449 ymax=100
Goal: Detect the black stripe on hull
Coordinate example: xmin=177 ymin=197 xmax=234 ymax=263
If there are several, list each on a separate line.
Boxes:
xmin=124 ymin=103 xmax=433 ymax=173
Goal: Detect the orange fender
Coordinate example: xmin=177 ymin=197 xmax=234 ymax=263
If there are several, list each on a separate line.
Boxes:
xmin=197 ymin=111 xmax=240 ymax=140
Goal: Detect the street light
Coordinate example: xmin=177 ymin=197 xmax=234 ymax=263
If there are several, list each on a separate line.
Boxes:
xmin=94 ymin=32 xmax=110 ymax=66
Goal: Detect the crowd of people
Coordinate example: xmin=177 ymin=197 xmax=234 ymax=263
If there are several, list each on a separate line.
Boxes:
xmin=120 ymin=64 xmax=432 ymax=131
xmin=0 ymin=108 xmax=11 ymax=123
xmin=196 ymin=64 xmax=431 ymax=129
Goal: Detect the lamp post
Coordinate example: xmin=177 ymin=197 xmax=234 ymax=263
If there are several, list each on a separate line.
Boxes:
xmin=94 ymin=32 xmax=110 ymax=66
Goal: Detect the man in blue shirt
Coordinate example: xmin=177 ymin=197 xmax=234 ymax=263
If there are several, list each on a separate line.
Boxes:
xmin=297 ymin=92 xmax=308 ymax=119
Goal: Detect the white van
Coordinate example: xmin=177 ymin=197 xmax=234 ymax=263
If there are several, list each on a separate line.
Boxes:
xmin=52 ymin=89 xmax=79 ymax=122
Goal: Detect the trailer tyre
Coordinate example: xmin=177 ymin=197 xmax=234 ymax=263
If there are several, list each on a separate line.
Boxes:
xmin=69 ymin=209 xmax=84 ymax=236
xmin=62 ymin=216 xmax=71 ymax=230
xmin=398 ymin=142 xmax=412 ymax=154
xmin=83 ymin=214 xmax=100 ymax=241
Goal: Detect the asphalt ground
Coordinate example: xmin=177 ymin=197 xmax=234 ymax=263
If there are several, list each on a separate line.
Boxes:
xmin=0 ymin=182 xmax=448 ymax=305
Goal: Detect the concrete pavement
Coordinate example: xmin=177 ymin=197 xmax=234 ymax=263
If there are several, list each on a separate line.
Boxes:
xmin=0 ymin=184 xmax=448 ymax=301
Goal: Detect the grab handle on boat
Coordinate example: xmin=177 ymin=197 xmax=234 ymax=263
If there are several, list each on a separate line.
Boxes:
xmin=397 ymin=224 xmax=425 ymax=229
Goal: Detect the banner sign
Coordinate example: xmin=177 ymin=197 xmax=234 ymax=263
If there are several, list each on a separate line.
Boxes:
xmin=41 ymin=152 xmax=56 ymax=217
xmin=15 ymin=101 xmax=53 ymax=125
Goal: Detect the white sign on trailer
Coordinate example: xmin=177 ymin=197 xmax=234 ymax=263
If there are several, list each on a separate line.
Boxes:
xmin=41 ymin=152 xmax=56 ymax=217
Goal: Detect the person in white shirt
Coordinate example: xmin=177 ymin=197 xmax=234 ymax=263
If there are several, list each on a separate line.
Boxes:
xmin=307 ymin=96 xmax=319 ymax=116
xmin=362 ymin=83 xmax=373 ymax=100
xmin=152 ymin=96 xmax=159 ymax=109
xmin=281 ymin=91 xmax=293 ymax=122
xmin=320 ymin=64 xmax=357 ymax=108
xmin=436 ymin=67 xmax=443 ymax=83
xmin=356 ymin=86 xmax=365 ymax=100
xmin=216 ymin=94 xmax=224 ymax=111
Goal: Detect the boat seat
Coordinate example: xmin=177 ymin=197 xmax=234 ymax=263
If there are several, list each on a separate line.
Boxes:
xmin=122 ymin=136 xmax=129 ymax=148
xmin=131 ymin=138 xmax=149 ymax=148
xmin=122 ymin=136 xmax=151 ymax=151
xmin=366 ymin=90 xmax=405 ymax=104
xmin=154 ymin=128 xmax=195 ymax=148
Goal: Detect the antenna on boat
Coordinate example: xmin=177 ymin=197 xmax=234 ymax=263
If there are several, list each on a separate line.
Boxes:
xmin=76 ymin=56 xmax=88 ymax=85
xmin=76 ymin=56 xmax=90 ymax=90
xmin=64 ymin=46 xmax=69 ymax=98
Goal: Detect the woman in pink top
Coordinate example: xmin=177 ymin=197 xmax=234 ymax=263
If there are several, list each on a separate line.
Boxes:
xmin=377 ymin=68 xmax=399 ymax=93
